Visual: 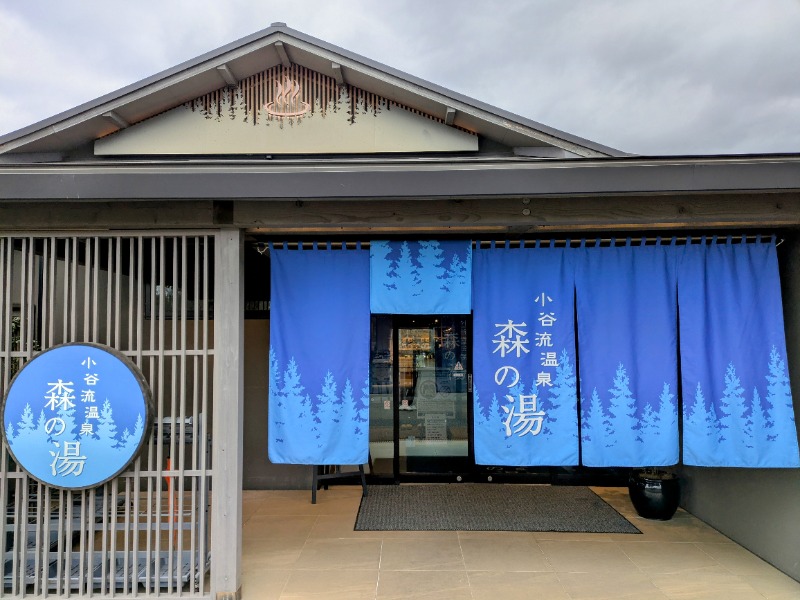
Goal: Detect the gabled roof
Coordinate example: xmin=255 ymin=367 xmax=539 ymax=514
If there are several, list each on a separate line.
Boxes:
xmin=0 ymin=23 xmax=625 ymax=159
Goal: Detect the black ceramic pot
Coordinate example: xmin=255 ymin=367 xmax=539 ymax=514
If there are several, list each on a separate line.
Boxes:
xmin=628 ymin=470 xmax=680 ymax=520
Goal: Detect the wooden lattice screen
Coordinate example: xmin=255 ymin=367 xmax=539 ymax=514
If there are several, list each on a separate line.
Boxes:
xmin=0 ymin=233 xmax=214 ymax=598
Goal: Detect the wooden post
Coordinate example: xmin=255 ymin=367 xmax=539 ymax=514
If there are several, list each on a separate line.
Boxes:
xmin=211 ymin=228 xmax=244 ymax=600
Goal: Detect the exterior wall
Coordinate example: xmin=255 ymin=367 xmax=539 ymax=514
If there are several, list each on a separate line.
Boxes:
xmin=679 ymin=235 xmax=800 ymax=582
xmin=243 ymin=319 xmax=310 ymax=489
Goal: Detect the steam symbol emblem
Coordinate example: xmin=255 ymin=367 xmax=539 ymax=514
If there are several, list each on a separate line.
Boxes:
xmin=265 ymin=76 xmax=311 ymax=117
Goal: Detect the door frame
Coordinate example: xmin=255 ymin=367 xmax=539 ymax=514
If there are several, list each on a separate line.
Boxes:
xmin=389 ymin=314 xmax=475 ymax=483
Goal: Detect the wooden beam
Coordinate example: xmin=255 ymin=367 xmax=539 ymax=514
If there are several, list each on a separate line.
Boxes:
xmin=0 ymin=201 xmax=216 ymax=230
xmin=102 ymin=111 xmax=129 ymax=129
xmin=216 ymin=64 xmax=238 ymax=87
xmin=0 ymin=193 xmax=798 ymax=235
xmin=445 ymin=107 xmax=456 ymax=126
xmin=274 ymin=42 xmax=291 ymax=68
xmin=211 ymin=228 xmax=244 ymax=600
xmin=233 ymin=193 xmax=800 ymax=234
xmin=331 ymin=62 xmax=344 ymax=85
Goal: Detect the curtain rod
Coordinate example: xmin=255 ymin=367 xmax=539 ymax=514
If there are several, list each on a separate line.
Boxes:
xmin=257 ymin=234 xmax=783 ymax=253
xmin=474 ymin=234 xmax=782 ymax=249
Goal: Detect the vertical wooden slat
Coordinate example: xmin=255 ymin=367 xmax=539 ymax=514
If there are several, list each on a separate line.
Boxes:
xmin=78 ymin=488 xmax=90 ymax=594
xmin=55 ymin=489 xmax=64 ymax=596
xmin=31 ymin=481 xmax=42 ymax=597
xmin=42 ymin=484 xmax=52 ymax=599
xmin=70 ymin=237 xmax=78 ymax=342
xmin=145 ymin=237 xmax=156 ymax=593
xmin=189 ymin=238 xmax=200 ymax=590
xmin=253 ymin=73 xmax=257 ymax=122
xmin=253 ymin=73 xmax=258 ymax=123
xmin=9 ymin=238 xmax=25 ymax=594
xmin=24 ymin=238 xmax=35 ymax=366
xmin=0 ymin=238 xmax=5 ymax=380
xmin=84 ymin=238 xmax=91 ymax=341
xmin=244 ymin=75 xmax=250 ymax=124
xmin=19 ymin=238 xmax=28 ymax=371
xmin=0 ymin=238 xmax=8 ymax=600
xmin=257 ymin=72 xmax=262 ymax=122
xmin=115 ymin=238 xmax=122 ymax=349
xmin=106 ymin=239 xmax=113 ymax=346
xmin=101 ymin=481 xmax=110 ymax=596
xmin=192 ymin=238 xmax=200 ymax=469
xmin=48 ymin=238 xmax=56 ymax=348
xmin=167 ymin=238 xmax=178 ymax=593
xmin=108 ymin=238 xmax=119 ymax=594
xmin=0 ymin=239 xmax=8 ymax=386
xmin=41 ymin=239 xmax=50 ymax=351
xmin=40 ymin=237 xmax=51 ymax=597
xmin=123 ymin=473 xmax=133 ymax=597
xmin=177 ymin=236 xmax=188 ymax=595
xmin=92 ymin=237 xmax=100 ymax=342
xmin=303 ymin=66 xmax=309 ymax=111
xmin=130 ymin=238 xmax=137 ymax=363
xmin=0 ymin=240 xmax=12 ymax=600
xmin=12 ymin=476 xmax=23 ymax=596
xmin=87 ymin=490 xmax=97 ymax=591
xmin=198 ymin=236 xmax=210 ymax=596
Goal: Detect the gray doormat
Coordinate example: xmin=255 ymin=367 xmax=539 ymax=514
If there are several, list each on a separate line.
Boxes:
xmin=354 ymin=484 xmax=641 ymax=533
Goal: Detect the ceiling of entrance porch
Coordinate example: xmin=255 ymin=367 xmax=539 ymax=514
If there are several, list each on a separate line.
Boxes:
xmin=0 ymin=24 xmax=623 ymax=159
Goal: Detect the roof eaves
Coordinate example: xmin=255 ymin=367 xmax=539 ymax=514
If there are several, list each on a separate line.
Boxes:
xmin=0 ymin=23 xmax=626 ymax=158
xmin=266 ymin=28 xmax=628 ymax=157
xmin=0 ymin=24 xmax=290 ymax=152
xmin=3 ymin=154 xmax=800 ymax=201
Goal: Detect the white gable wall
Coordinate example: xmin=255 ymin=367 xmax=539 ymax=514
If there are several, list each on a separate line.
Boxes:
xmin=95 ymin=101 xmax=477 ymax=155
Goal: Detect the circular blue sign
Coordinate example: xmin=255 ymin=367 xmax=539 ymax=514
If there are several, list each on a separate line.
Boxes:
xmin=1 ymin=343 xmax=152 ymax=490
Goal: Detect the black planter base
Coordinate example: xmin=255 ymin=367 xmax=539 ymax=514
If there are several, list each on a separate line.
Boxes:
xmin=628 ymin=471 xmax=680 ymax=520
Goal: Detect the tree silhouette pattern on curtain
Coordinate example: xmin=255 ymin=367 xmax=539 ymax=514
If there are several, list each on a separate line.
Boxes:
xmin=576 ymin=242 xmax=680 ymax=467
xmin=268 ymin=244 xmax=370 ymax=465
xmin=471 ymin=238 xmax=797 ymax=468
xmin=265 ymin=238 xmax=799 ymax=469
xmin=679 ymin=238 xmax=799 ymax=467
xmin=370 ymin=240 xmax=471 ymax=314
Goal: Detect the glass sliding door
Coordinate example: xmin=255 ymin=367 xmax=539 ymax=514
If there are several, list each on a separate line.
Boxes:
xmin=368 ymin=316 xmax=395 ymax=477
xmin=368 ymin=315 xmax=472 ymax=481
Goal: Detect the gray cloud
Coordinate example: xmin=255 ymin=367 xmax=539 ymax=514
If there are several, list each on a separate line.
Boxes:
xmin=1 ymin=0 xmax=799 ymax=155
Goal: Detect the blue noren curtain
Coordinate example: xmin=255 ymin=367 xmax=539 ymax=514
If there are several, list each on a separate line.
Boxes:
xmin=472 ymin=245 xmax=579 ymax=466
xmin=679 ymin=239 xmax=800 ymax=467
xmin=575 ymin=243 xmax=680 ymax=467
xmin=269 ymin=245 xmax=370 ymax=465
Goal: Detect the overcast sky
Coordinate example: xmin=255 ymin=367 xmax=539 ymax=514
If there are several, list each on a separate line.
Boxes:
xmin=2 ymin=0 xmax=799 ymax=155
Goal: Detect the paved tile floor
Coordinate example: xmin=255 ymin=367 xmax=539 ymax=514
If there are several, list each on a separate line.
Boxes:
xmin=241 ymin=486 xmax=800 ymax=599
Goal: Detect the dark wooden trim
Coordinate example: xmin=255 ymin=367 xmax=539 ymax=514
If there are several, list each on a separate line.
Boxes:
xmin=0 ymin=201 xmax=217 ymax=230
xmin=235 ymin=193 xmax=800 ymax=234
xmin=0 ymin=192 xmax=798 ymax=234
